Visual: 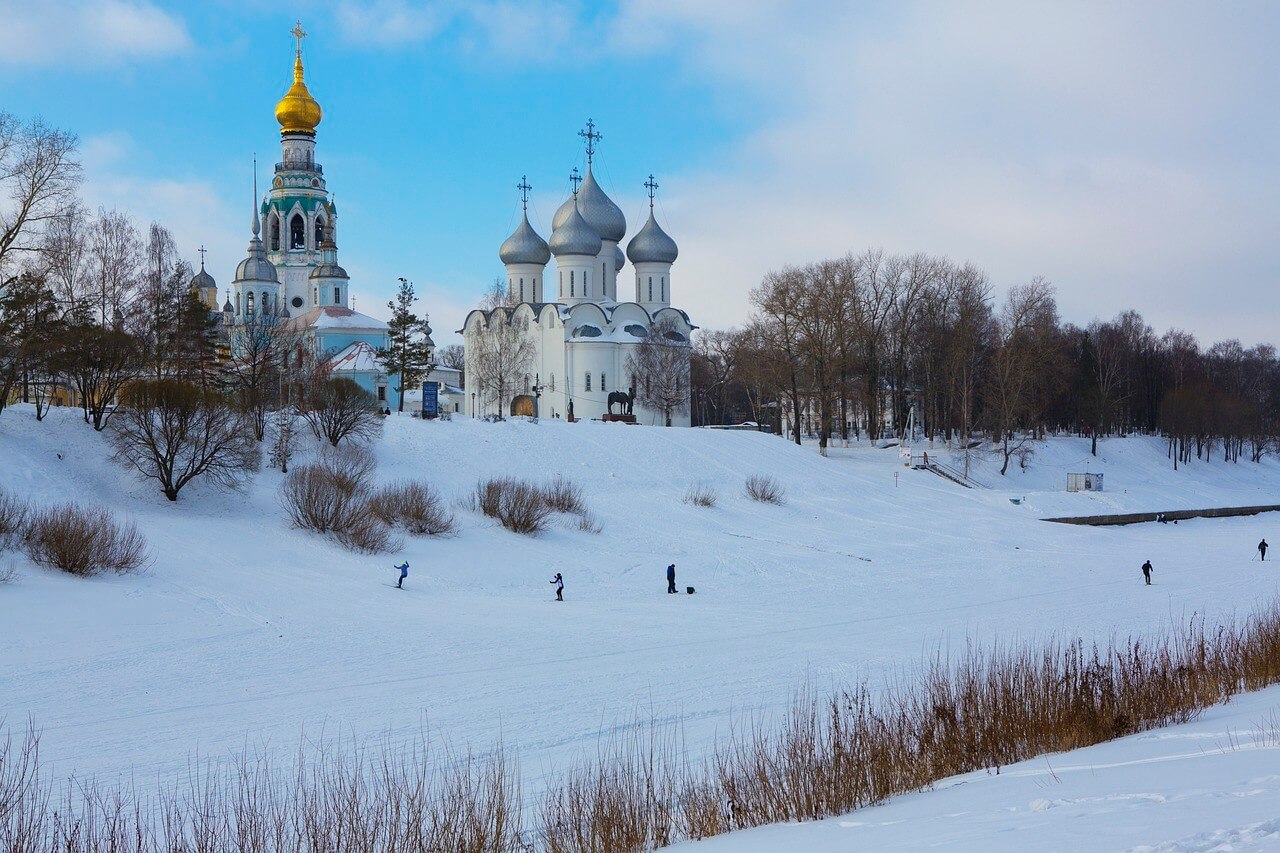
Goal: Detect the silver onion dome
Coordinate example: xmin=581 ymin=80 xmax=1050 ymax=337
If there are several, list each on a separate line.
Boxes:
xmin=234 ymin=202 xmax=279 ymax=284
xmin=626 ymin=210 xmax=679 ymax=264
xmin=190 ymin=266 xmax=216 ymax=290
xmin=309 ymin=262 xmax=349 ymax=280
xmin=552 ymin=166 xmax=625 ymax=243
xmin=549 ymin=199 xmax=602 ymax=257
xmin=614 ymin=243 xmax=625 ymax=272
xmin=500 ymin=211 xmax=551 ymax=266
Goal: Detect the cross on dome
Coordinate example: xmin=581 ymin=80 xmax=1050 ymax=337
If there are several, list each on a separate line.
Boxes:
xmin=197 ymin=245 xmax=207 ymax=268
xmin=645 ymin=174 xmax=659 ymax=211
xmin=291 ymin=21 xmax=307 ymax=53
xmin=517 ymin=175 xmax=532 ymax=210
xmin=569 ymin=167 xmax=582 ymax=195
xmin=578 ymin=119 xmax=602 ymax=164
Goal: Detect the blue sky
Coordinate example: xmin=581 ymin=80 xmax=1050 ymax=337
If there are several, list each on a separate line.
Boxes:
xmin=2 ymin=1 xmax=1278 ymax=345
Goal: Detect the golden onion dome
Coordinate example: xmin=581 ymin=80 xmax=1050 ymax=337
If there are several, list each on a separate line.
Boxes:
xmin=274 ymin=52 xmax=322 ymax=134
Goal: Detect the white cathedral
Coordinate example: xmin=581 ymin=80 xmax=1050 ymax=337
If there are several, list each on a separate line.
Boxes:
xmin=461 ymin=126 xmax=695 ymax=425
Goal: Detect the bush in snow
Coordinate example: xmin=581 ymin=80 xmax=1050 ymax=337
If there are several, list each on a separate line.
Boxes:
xmin=744 ymin=474 xmax=785 ymax=504
xmin=300 ymin=377 xmax=383 ymax=448
xmin=0 ymin=560 xmax=16 ymax=583
xmin=540 ymin=475 xmax=586 ymax=516
xmin=470 ymin=477 xmax=551 ymax=535
xmin=280 ymin=460 xmax=399 ymax=553
xmin=24 ymin=503 xmax=149 ymax=576
xmin=369 ymin=481 xmax=455 ymax=536
xmin=0 ymin=489 xmax=30 ymax=550
xmin=683 ymin=483 xmax=717 ymax=508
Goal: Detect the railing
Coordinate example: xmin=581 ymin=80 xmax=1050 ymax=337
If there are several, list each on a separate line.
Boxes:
xmin=910 ymin=454 xmax=988 ymax=489
xmin=275 ymin=161 xmax=323 ymax=174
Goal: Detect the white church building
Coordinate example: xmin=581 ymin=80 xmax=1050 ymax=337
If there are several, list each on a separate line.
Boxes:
xmin=461 ymin=124 xmax=695 ymax=425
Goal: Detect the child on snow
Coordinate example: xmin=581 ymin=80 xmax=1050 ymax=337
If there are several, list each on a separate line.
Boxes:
xmin=550 ymin=572 xmax=564 ymax=601
xmin=395 ymin=561 xmax=409 ymax=589
xmin=1141 ymin=560 xmax=1153 ymax=585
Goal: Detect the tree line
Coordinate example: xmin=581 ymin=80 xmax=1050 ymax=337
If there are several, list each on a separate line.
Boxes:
xmin=692 ymin=249 xmax=1280 ymax=472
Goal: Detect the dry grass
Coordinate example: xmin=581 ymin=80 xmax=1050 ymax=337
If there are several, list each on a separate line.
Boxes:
xmin=683 ymin=483 xmax=717 ymax=508
xmin=23 ymin=503 xmax=149 ymax=576
xmin=370 ymin=481 xmax=456 ymax=536
xmin=542 ymin=476 xmax=587 ymax=516
xmin=11 ymin=603 xmax=1280 ymax=850
xmin=744 ymin=474 xmax=785 ymax=504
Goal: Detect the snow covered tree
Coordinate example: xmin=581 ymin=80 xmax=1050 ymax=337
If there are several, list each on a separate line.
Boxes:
xmin=628 ymin=315 xmax=691 ymax=427
xmin=268 ymin=406 xmax=301 ymax=474
xmin=375 ymin=277 xmax=434 ymax=413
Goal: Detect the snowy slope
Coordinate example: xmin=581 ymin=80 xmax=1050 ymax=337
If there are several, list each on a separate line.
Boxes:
xmin=672 ymin=683 xmax=1280 ymax=852
xmin=3 ymin=407 xmax=1280 ymax=840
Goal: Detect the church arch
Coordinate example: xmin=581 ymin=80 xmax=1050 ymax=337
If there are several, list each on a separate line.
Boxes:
xmin=246 ymin=291 xmax=255 ymax=315
xmin=290 ymin=214 xmax=305 ymax=249
xmin=269 ymin=213 xmax=281 ymax=251
xmin=261 ymin=291 xmax=269 ymax=316
xmin=510 ymin=394 xmax=535 ymax=417
xmin=314 ymin=214 xmax=325 ymax=246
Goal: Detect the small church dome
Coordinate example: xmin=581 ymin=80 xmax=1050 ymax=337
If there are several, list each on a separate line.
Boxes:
xmin=553 ymin=166 xmax=626 ymax=243
xmin=500 ymin=212 xmax=551 ymax=266
xmin=235 ymin=252 xmax=279 ymax=284
xmin=549 ymin=200 xmax=602 ymax=257
xmin=614 ymin=243 xmax=625 ymax=272
xmin=275 ymin=53 xmax=322 ymax=134
xmin=626 ymin=210 xmax=679 ymax=265
xmin=309 ymin=262 xmax=349 ymax=280
xmin=190 ymin=266 xmax=216 ymax=291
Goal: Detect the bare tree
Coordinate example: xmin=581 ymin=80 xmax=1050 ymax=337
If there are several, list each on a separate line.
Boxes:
xmin=627 ymin=315 xmax=691 ymax=426
xmin=225 ymin=313 xmax=300 ymax=441
xmin=0 ymin=113 xmax=82 ymax=275
xmin=984 ymin=278 xmax=1058 ymax=474
xmin=301 ymin=377 xmax=382 ymax=447
xmin=40 ymin=203 xmax=91 ymax=316
xmin=467 ymin=308 xmax=535 ymax=418
xmin=86 ymin=207 xmax=141 ymax=326
xmin=437 ymin=342 xmax=465 ymax=385
xmin=268 ymin=406 xmax=301 ymax=474
xmin=750 ymin=267 xmax=807 ymax=444
xmin=109 ymin=378 xmax=259 ymax=501
xmin=60 ymin=322 xmax=142 ymax=430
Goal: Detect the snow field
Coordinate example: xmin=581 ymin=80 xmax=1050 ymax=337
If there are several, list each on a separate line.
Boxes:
xmin=2 ymin=406 xmax=1280 ymax=843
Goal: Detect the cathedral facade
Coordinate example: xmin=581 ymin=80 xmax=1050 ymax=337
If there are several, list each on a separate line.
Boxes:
xmin=461 ymin=128 xmax=695 ymax=425
xmin=194 ymin=28 xmax=410 ymax=410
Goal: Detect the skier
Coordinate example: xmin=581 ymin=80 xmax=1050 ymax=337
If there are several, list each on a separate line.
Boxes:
xmin=667 ymin=563 xmax=677 ymax=594
xmin=394 ymin=561 xmax=409 ymax=589
xmin=550 ymin=572 xmax=564 ymax=601
xmin=1261 ymin=539 xmax=1269 ymax=561
xmin=1141 ymin=559 xmax=1153 ymax=586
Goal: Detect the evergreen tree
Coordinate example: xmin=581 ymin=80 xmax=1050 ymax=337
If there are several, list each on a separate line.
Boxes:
xmin=376 ymin=277 xmax=434 ymax=413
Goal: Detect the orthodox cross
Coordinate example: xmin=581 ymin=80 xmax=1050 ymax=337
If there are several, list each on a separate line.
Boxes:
xmin=644 ymin=174 xmax=659 ymax=211
xmin=569 ymin=167 xmax=582 ymax=196
xmin=291 ymin=21 xmax=307 ymax=53
xmin=197 ymin=245 xmax=207 ymax=269
xmin=578 ymin=119 xmax=601 ymax=164
xmin=517 ymin=175 xmax=531 ymax=211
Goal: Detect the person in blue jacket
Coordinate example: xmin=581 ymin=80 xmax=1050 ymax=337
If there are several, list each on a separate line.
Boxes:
xmin=666 ymin=563 xmax=677 ymax=594
xmin=395 ymin=561 xmax=409 ymax=589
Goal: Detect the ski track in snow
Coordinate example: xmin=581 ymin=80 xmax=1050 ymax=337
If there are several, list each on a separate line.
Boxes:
xmin=4 ymin=408 xmax=1280 ymax=848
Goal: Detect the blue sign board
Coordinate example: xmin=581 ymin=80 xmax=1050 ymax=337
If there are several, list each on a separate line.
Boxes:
xmin=421 ymin=381 xmax=439 ymax=417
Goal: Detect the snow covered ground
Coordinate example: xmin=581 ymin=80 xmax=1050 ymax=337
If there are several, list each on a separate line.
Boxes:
xmin=673 ymin=683 xmax=1280 ymax=852
xmin=2 ymin=407 xmax=1280 ymax=845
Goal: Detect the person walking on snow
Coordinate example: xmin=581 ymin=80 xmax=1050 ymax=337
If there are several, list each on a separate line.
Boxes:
xmin=1260 ymin=540 xmax=1269 ymax=561
xmin=550 ymin=572 xmax=564 ymax=601
xmin=1141 ymin=560 xmax=1153 ymax=585
xmin=394 ymin=561 xmax=409 ymax=589
xmin=667 ymin=563 xmax=677 ymax=594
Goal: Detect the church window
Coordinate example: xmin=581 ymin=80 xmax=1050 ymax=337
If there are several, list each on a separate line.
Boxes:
xmin=601 ymin=372 xmax=606 ymax=391
xmin=269 ymin=215 xmax=281 ymax=251
xmin=523 ymin=374 xmax=530 ymax=392
xmin=585 ymin=373 xmax=592 ymax=392
xmin=519 ymin=278 xmax=524 ymax=302
xmin=292 ymin=296 xmax=303 ymax=309
xmin=314 ymin=217 xmax=325 ymax=246
xmin=648 ymin=277 xmax=653 ymax=301
xmin=290 ymin=214 xmax=305 ymax=249
xmin=334 ymin=286 xmax=340 ymax=304
xmin=662 ymin=277 xmax=666 ymax=301
xmin=235 ymin=292 xmax=241 ymax=314
xmin=314 ymin=286 xmax=319 ymax=305
xmin=261 ymin=292 xmax=269 ymax=315
xmin=247 ymin=291 xmax=255 ymax=315
xmin=550 ymin=374 xmax=555 ymax=392
xmin=377 ymin=385 xmax=387 ymax=402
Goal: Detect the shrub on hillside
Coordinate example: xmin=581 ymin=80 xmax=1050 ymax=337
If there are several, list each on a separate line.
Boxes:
xmin=470 ymin=477 xmax=552 ymax=535
xmin=369 ymin=481 xmax=455 ymax=536
xmin=683 ymin=483 xmax=717 ymax=508
xmin=744 ymin=474 xmax=785 ymax=505
xmin=0 ymin=489 xmax=30 ymax=550
xmin=280 ymin=461 xmax=399 ymax=553
xmin=541 ymin=476 xmax=586 ymax=516
xmin=24 ymin=503 xmax=149 ymax=576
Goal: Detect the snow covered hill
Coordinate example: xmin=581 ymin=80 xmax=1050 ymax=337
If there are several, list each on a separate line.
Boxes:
xmin=3 ymin=406 xmax=1280 ymax=844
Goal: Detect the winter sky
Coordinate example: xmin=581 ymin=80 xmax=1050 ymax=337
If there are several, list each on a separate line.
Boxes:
xmin=1 ymin=0 xmax=1277 ymax=345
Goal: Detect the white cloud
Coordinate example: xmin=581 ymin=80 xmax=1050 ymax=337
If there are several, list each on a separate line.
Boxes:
xmin=0 ymin=0 xmax=191 ymax=67
xmin=603 ymin=1 xmax=1280 ymax=344
xmin=335 ymin=0 xmax=459 ymax=47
